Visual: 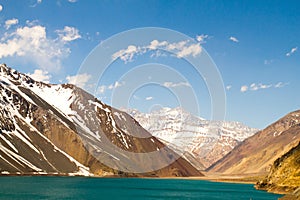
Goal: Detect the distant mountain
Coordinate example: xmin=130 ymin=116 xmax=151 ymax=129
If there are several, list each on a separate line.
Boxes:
xmin=256 ymin=141 xmax=300 ymax=194
xmin=125 ymin=107 xmax=258 ymax=169
xmin=208 ymin=110 xmax=300 ymax=175
xmin=0 ymin=64 xmax=201 ymax=177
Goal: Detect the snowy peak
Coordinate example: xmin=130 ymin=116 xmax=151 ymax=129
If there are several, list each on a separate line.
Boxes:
xmin=0 ymin=63 xmax=76 ymax=115
xmin=0 ymin=64 xmax=48 ymax=88
xmin=125 ymin=107 xmax=258 ymax=169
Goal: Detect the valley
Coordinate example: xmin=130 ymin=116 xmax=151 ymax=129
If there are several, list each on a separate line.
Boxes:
xmin=0 ymin=64 xmax=299 ymax=199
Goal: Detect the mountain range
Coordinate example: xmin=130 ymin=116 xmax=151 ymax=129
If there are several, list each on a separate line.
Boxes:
xmin=0 ymin=64 xmax=201 ymax=177
xmin=125 ymin=107 xmax=258 ymax=169
xmin=1 ymin=63 xmax=299 ymax=198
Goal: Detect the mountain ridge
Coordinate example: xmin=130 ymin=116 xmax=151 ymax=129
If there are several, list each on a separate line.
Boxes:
xmin=0 ymin=63 xmax=202 ymax=177
xmin=125 ymin=107 xmax=258 ymax=169
xmin=208 ymin=109 xmax=300 ymax=175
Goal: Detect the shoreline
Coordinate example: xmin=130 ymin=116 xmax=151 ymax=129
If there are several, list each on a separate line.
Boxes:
xmin=188 ymin=172 xmax=265 ymax=184
xmin=0 ymin=172 xmax=267 ymax=185
xmin=146 ymin=172 xmax=266 ymax=184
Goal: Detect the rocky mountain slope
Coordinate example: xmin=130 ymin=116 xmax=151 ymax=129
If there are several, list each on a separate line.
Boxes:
xmin=256 ymin=141 xmax=300 ymax=194
xmin=208 ymin=110 xmax=300 ymax=175
xmin=0 ymin=64 xmax=202 ymax=177
xmin=125 ymin=108 xmax=258 ymax=169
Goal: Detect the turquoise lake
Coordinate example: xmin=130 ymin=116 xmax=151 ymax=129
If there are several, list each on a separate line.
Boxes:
xmin=0 ymin=177 xmax=283 ymax=199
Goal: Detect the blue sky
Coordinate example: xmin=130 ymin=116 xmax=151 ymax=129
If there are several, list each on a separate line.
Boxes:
xmin=0 ymin=0 xmax=299 ymax=129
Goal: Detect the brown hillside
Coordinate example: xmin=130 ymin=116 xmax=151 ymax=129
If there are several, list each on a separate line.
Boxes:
xmin=208 ymin=110 xmax=300 ymax=175
xmin=256 ymin=142 xmax=300 ymax=194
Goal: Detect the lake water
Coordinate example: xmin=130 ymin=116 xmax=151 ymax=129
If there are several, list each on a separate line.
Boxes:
xmin=0 ymin=177 xmax=282 ymax=200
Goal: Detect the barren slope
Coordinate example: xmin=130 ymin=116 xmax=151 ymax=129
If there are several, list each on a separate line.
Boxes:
xmin=208 ymin=110 xmax=300 ymax=175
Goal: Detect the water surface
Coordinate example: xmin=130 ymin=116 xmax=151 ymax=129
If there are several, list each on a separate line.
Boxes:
xmin=0 ymin=177 xmax=282 ymax=199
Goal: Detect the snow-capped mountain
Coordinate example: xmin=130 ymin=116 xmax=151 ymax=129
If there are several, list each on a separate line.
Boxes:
xmin=0 ymin=64 xmax=201 ymax=177
xmin=125 ymin=107 xmax=259 ymax=169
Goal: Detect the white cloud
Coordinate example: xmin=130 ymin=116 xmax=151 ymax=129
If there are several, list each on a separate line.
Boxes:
xmin=250 ymin=83 xmax=272 ymax=91
xmin=148 ymin=40 xmax=168 ymax=50
xmin=145 ymin=96 xmax=153 ymax=101
xmin=56 ymin=26 xmax=81 ymax=42
xmin=66 ymin=73 xmax=91 ymax=89
xmin=68 ymin=0 xmax=77 ymax=2
xmin=241 ymin=82 xmax=288 ymax=93
xmin=274 ymin=82 xmax=288 ymax=88
xmin=5 ymin=18 xmax=19 ymax=30
xmin=229 ymin=36 xmax=239 ymax=43
xmin=108 ymin=81 xmax=123 ymax=90
xmin=226 ymin=85 xmax=232 ymax=90
xmin=27 ymin=69 xmax=51 ymax=83
xmin=0 ymin=25 xmax=64 ymax=70
xmin=157 ymin=40 xmax=202 ymax=58
xmin=286 ymin=47 xmax=297 ymax=56
xmin=0 ymin=5 xmax=3 ymax=12
xmin=112 ymin=39 xmax=204 ymax=63
xmin=240 ymin=85 xmax=248 ymax=92
xmin=166 ymin=40 xmax=187 ymax=51
xmin=196 ymin=34 xmax=209 ymax=43
xmin=97 ymin=81 xmax=124 ymax=94
xmin=163 ymin=81 xmax=190 ymax=88
xmin=112 ymin=45 xmax=139 ymax=63
xmin=177 ymin=43 xmax=201 ymax=58
xmin=30 ymin=0 xmax=42 ymax=7
xmin=0 ymin=23 xmax=81 ymax=71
